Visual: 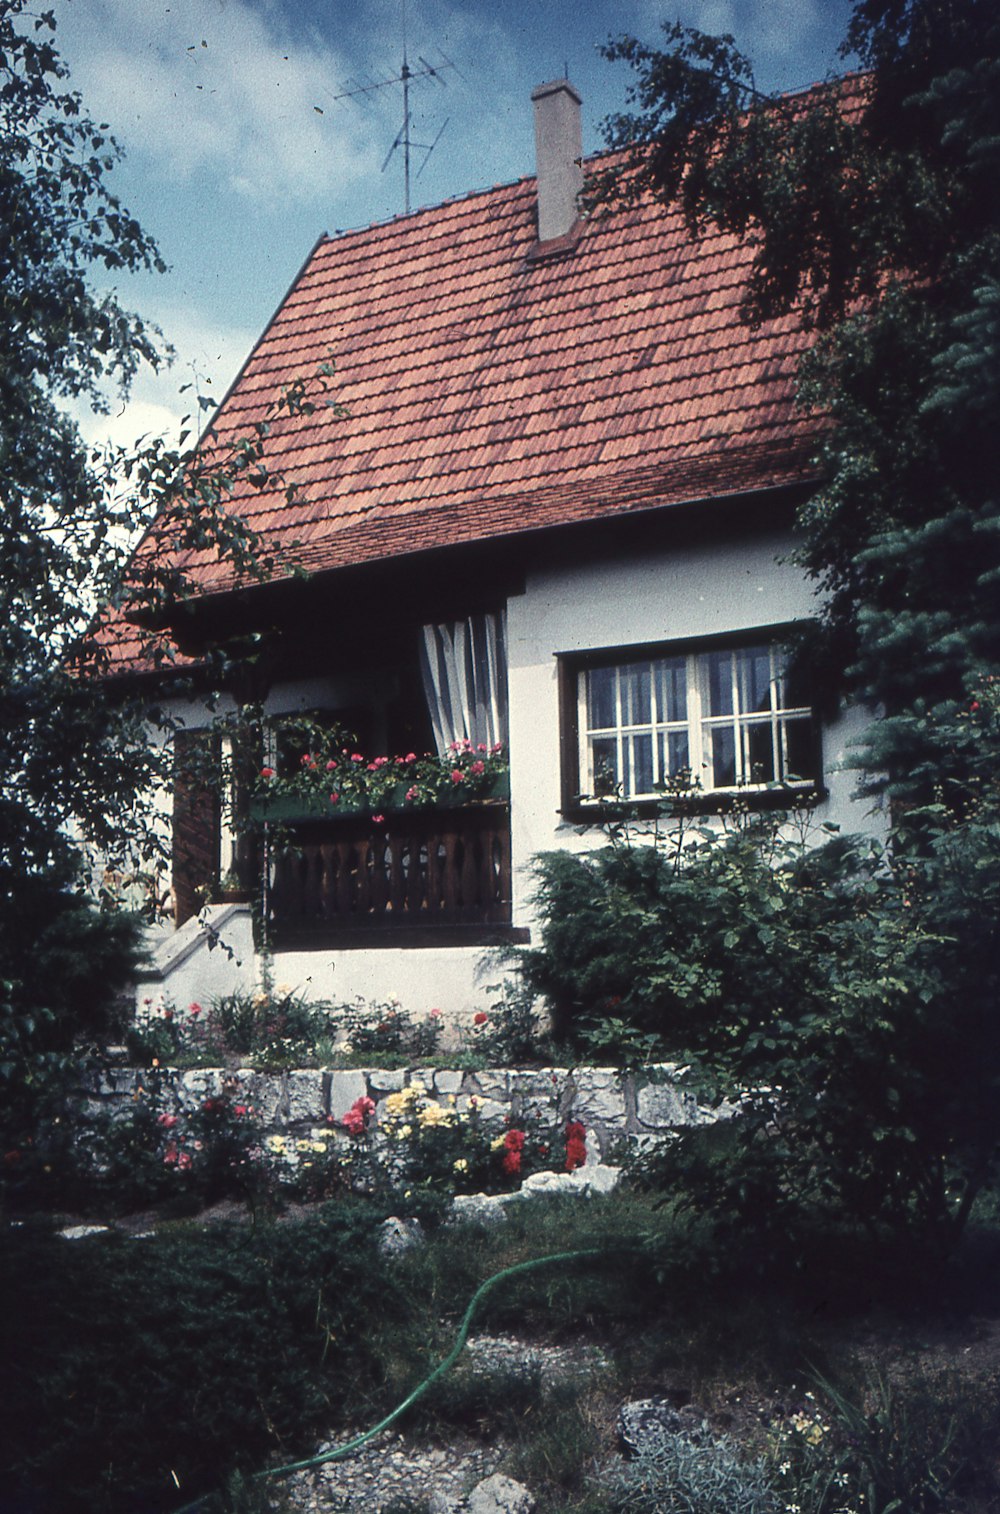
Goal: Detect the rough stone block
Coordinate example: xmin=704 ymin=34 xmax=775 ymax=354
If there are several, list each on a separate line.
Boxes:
xmin=635 ymin=1080 xmax=699 ymax=1129
xmin=177 ymin=1069 xmax=226 ymax=1109
xmin=243 ymin=1072 xmax=285 ymax=1125
xmin=467 ymin=1474 xmax=534 ymax=1514
xmin=470 ymin=1071 xmax=510 ymax=1102
xmin=328 ymin=1069 xmax=369 ymax=1121
xmin=449 ymin=1192 xmax=511 ymax=1226
xmin=459 ymin=1096 xmax=507 ymax=1123
xmin=570 ymin=1068 xmax=627 ymax=1127
xmin=367 ymin=1067 xmax=406 ymax=1093
xmin=286 ymin=1070 xmax=325 ymax=1124
xmin=433 ymin=1069 xmax=464 ymax=1095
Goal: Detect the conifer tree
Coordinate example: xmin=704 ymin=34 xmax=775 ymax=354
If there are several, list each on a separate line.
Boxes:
xmin=592 ymin=0 xmax=1000 ymax=807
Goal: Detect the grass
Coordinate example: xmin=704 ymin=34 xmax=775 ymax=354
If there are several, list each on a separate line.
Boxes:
xmin=2 ymin=1189 xmax=999 ymax=1514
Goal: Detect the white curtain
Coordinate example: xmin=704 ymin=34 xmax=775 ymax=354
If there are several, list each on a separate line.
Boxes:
xmin=419 ymin=611 xmax=508 ymax=755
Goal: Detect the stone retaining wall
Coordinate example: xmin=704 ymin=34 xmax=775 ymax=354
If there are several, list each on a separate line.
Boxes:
xmin=86 ymin=1062 xmax=708 ymax=1160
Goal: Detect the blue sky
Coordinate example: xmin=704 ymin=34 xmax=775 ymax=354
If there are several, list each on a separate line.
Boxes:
xmin=47 ymin=0 xmax=856 ymax=445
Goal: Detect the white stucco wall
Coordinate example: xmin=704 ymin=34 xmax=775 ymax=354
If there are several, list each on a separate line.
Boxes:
xmin=506 ymin=526 xmax=885 ymax=923
xmin=144 ymin=524 xmax=885 ymax=1020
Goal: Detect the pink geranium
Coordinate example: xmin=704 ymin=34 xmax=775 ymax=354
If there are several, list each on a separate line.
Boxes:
xmin=342 ymin=1096 xmax=376 ymax=1135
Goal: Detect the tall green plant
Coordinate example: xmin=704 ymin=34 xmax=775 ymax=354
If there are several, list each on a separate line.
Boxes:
xmin=521 ymin=785 xmax=1000 ymax=1251
xmin=590 ymin=1 xmax=1000 ymax=810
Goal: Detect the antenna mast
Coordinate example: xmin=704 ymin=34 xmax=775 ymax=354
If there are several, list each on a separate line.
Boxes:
xmin=329 ymin=0 xmax=456 ymax=214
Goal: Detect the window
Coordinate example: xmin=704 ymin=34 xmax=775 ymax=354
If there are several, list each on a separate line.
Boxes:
xmin=563 ymin=635 xmax=817 ymax=806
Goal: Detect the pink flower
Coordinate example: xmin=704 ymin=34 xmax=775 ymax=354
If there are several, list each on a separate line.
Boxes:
xmin=157 ymin=1113 xmax=178 ymax=1129
xmin=177 ymin=1150 xmax=193 ymax=1171
xmin=326 ymin=759 xmax=338 ymax=770
xmin=372 ymin=813 xmax=385 ymax=825
xmin=329 ymin=792 xmax=340 ymax=804
xmin=351 ymin=753 xmax=364 ymax=763
xmin=342 ymin=1095 xmax=376 ymax=1135
xmin=404 ymin=752 xmax=417 ymax=763
xmin=405 ymin=786 xmax=419 ymax=801
xmin=469 ymin=760 xmax=485 ymax=777
xmin=260 ymin=766 xmax=275 ymax=779
xmin=450 ymin=768 xmax=464 ymax=784
xmin=234 ymin=1105 xmax=247 ymax=1117
xmin=429 ymin=1007 xmax=442 ymax=1019
xmin=477 ymin=744 xmax=488 ymax=752
xmin=372 ymin=755 xmax=389 ymax=768
xmin=189 ymin=1002 xmax=202 ymax=1017
xmin=163 ymin=1142 xmax=178 ymax=1166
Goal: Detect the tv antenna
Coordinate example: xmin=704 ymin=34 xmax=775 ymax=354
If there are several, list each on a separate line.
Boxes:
xmin=329 ymin=2 xmax=458 ymax=214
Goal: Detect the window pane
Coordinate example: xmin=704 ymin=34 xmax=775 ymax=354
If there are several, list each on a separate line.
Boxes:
xmin=710 ymin=726 xmax=736 ymax=788
xmin=783 ymin=716 xmax=815 ymax=782
xmin=620 ymin=662 xmax=651 ymax=727
xmin=737 ymin=646 xmax=773 ymax=715
xmin=654 ymin=657 xmax=687 ymax=723
xmin=628 ymin=733 xmax=654 ymax=796
xmin=660 ymin=729 xmax=690 ymax=779
xmin=782 ymin=656 xmax=810 ymax=712
xmin=744 ymin=719 xmax=777 ymax=784
xmin=705 ymin=650 xmax=733 ymax=716
xmin=578 ymin=637 xmax=815 ymax=802
xmin=590 ymin=736 xmax=619 ymax=796
xmin=588 ymin=666 xmax=616 ymax=731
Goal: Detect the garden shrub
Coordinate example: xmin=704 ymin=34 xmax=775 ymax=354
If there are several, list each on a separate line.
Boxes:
xmin=0 ymin=874 xmax=144 ymax=1209
xmin=519 ymin=789 xmax=1000 ymax=1255
xmin=600 ymin=1425 xmax=779 ymax=1514
xmin=0 ymin=1200 xmax=407 ymax=1513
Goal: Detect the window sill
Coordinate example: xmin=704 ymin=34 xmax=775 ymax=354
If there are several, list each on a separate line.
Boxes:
xmin=560 ymin=783 xmax=827 ymax=825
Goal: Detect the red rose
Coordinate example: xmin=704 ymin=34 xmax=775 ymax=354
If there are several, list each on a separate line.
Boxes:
xmin=473 ymin=1011 xmax=489 ymax=1026
xmin=260 ymin=766 xmax=275 ymax=779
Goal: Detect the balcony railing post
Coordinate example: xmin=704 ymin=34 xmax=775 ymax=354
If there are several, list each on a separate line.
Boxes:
xmin=265 ymin=804 xmax=513 ymax=946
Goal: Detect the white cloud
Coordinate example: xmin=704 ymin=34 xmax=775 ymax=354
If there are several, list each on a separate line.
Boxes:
xmin=74 ymin=301 xmax=257 ymax=452
xmin=51 ymin=0 xmax=381 ymax=205
xmin=630 ymin=0 xmax=829 ymax=75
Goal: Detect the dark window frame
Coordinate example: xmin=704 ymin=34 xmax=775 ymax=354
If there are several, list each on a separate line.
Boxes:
xmin=557 ymin=623 xmax=824 ymax=821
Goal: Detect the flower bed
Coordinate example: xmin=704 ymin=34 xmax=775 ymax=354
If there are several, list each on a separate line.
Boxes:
xmin=72 ymin=1062 xmax=705 ymax=1212
xmin=252 ymin=738 xmax=509 ymax=823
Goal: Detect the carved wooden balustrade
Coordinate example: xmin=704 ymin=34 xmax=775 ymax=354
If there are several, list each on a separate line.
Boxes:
xmin=265 ymin=804 xmax=517 ymax=947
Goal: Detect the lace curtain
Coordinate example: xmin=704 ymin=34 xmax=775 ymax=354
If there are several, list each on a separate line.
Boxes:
xmin=419 ymin=612 xmax=508 ymax=755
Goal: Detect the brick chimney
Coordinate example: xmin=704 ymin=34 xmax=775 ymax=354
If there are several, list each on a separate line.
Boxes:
xmin=531 ymin=78 xmax=583 ymax=244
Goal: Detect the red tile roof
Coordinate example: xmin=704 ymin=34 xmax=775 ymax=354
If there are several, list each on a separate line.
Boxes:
xmin=104 ymin=151 xmax=822 ymax=669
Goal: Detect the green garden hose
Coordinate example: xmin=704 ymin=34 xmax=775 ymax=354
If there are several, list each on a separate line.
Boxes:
xmin=171 ymin=1245 xmax=606 ymax=1514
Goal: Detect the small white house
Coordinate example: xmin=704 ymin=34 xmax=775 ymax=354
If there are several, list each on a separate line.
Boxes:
xmin=107 ymin=80 xmax=881 ymax=1021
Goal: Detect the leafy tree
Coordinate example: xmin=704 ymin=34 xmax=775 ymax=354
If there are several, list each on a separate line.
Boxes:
xmin=530 ymin=5 xmax=1000 ymax=1255
xmin=0 ymin=1 xmax=323 ymax=1191
xmin=590 ymin=0 xmax=1000 ymax=808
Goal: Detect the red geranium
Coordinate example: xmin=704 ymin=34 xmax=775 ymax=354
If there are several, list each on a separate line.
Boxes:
xmin=564 ymin=1120 xmax=587 ymax=1172
xmin=501 ymin=1128 xmax=526 ymax=1176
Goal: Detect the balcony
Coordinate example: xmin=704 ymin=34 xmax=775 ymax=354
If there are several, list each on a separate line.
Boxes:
xmin=263 ymin=802 xmax=522 ymax=949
